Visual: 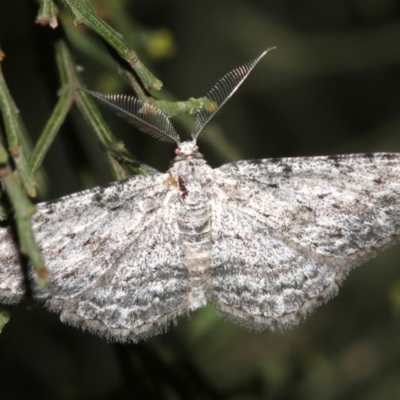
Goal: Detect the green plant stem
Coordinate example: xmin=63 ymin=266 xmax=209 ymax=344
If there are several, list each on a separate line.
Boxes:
xmin=0 ymin=142 xmax=48 ymax=286
xmin=29 ymin=39 xmax=76 ymax=174
xmin=60 ymin=38 xmax=143 ymax=178
xmin=0 ymin=306 xmax=11 ymax=333
xmin=60 ymin=3 xmax=221 ymax=119
xmin=35 ymin=0 xmax=59 ymax=29
xmin=31 ymin=39 xmax=143 ymax=180
xmin=0 ymin=64 xmax=36 ymax=197
xmin=118 ymin=67 xmax=215 ymax=117
xmin=29 ymin=89 xmax=73 ymax=174
xmin=61 ymin=0 xmax=163 ymax=91
xmin=75 ymin=89 xmax=147 ymax=179
xmin=55 ymin=40 xmax=140 ymax=178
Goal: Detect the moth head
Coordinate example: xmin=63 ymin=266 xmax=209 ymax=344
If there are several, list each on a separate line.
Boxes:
xmin=174 ymin=140 xmax=201 ymax=160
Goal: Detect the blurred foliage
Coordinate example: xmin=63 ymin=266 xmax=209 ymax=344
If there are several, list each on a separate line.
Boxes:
xmin=1 ymin=0 xmax=400 ymax=399
xmin=0 ymin=306 xmax=11 ymax=333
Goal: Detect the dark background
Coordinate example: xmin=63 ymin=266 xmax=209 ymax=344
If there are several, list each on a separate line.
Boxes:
xmin=1 ymin=0 xmax=400 ymax=399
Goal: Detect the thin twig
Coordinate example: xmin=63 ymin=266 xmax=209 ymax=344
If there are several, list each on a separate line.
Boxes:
xmin=61 ymin=0 xmax=163 ymax=91
xmin=35 ymin=0 xmax=59 ymax=29
xmin=0 ymin=63 xmax=36 ymax=197
xmin=0 ymin=141 xmax=48 ymax=286
xmin=0 ymin=305 xmax=11 ymax=333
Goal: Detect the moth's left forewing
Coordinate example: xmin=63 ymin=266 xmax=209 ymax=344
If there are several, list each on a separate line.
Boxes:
xmin=214 ymin=153 xmax=400 ymax=263
xmin=210 ymin=153 xmax=400 ymax=330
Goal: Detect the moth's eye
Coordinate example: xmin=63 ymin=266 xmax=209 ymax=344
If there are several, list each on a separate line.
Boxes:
xmin=174 ymin=148 xmax=181 ymax=156
xmin=195 ymin=145 xmax=200 ymax=152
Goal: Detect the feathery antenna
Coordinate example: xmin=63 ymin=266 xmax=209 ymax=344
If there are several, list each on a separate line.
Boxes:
xmin=84 ymin=49 xmax=275 ymax=146
xmin=84 ymin=91 xmax=180 ymax=145
xmin=192 ymin=48 xmax=275 ymax=140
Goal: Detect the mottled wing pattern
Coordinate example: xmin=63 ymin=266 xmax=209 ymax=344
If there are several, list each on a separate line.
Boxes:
xmin=211 ymin=153 xmax=400 ymax=329
xmin=0 ymin=226 xmax=23 ymax=304
xmin=1 ymin=173 xmax=162 ymax=302
xmin=49 ymin=204 xmax=189 ymax=342
xmin=0 ymin=173 xmax=190 ymax=341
